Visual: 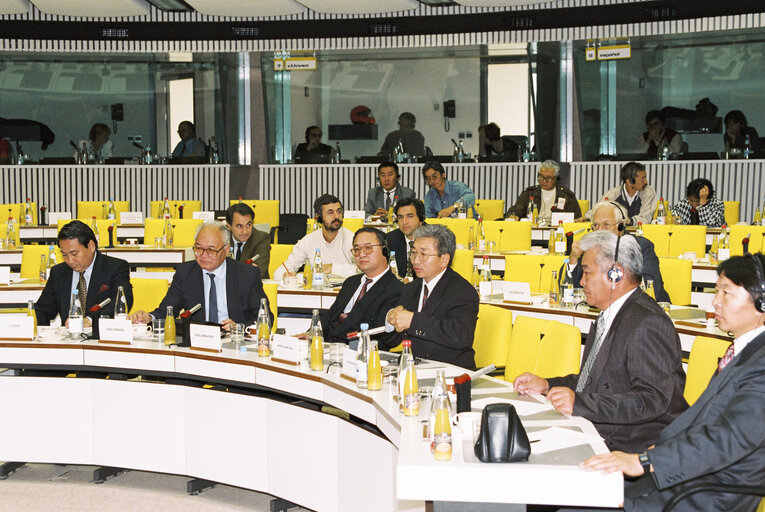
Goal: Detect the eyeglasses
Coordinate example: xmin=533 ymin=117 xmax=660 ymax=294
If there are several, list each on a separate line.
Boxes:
xmin=350 ymin=244 xmax=383 ymax=256
xmin=538 ymin=175 xmax=556 ymax=182
xmin=424 ymin=173 xmax=441 ymax=183
xmin=193 ymin=245 xmax=227 ymax=257
xmin=591 ymin=222 xmax=618 ymax=230
xmin=410 ymin=250 xmax=439 ymax=261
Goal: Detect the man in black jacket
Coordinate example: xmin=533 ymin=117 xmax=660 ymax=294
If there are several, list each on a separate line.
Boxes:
xmin=505 ymin=160 xmax=581 ymax=224
xmin=386 ymin=198 xmax=425 ymax=279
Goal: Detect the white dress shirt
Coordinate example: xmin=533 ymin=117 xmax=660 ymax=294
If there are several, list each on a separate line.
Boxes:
xmin=274 ymin=227 xmax=355 ymax=281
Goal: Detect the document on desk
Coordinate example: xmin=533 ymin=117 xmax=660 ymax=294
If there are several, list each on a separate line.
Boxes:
xmin=471 ymin=396 xmax=553 ymax=416
xmin=527 ymin=427 xmax=602 ymax=454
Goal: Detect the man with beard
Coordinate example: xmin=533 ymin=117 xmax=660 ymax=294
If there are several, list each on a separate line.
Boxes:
xmin=273 ymin=194 xmax=356 ymax=281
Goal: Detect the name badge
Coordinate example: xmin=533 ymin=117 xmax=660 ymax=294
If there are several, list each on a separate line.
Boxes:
xmin=189 ymin=323 xmax=222 ymax=352
xmin=193 ymin=211 xmax=215 ymax=221
xmin=272 ymin=334 xmax=300 ymax=363
xmin=120 ymin=211 xmax=144 ymax=224
xmin=99 ymin=318 xmax=133 ymax=344
xmin=0 ymin=316 xmax=34 ymax=340
xmin=504 ymin=281 xmax=532 ymax=303
xmin=342 ymin=347 xmax=357 ymax=379
xmin=556 ymin=197 xmax=567 ymax=210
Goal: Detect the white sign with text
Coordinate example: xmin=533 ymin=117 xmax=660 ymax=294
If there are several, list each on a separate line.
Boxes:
xmin=189 ymin=323 xmax=222 ymax=352
xmin=99 ymin=318 xmax=133 ymax=343
xmin=504 ymin=281 xmax=532 ymax=303
xmin=0 ymin=316 xmax=34 ymax=340
xmin=120 ymin=212 xmax=144 ymax=224
xmin=272 ymin=334 xmax=300 ymax=363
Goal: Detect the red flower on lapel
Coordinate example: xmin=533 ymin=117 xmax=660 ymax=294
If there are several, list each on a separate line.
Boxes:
xmin=99 ymin=284 xmax=110 ymax=293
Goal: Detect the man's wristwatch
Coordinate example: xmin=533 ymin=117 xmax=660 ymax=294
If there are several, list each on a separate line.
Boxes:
xmin=638 ymin=451 xmax=651 ymax=474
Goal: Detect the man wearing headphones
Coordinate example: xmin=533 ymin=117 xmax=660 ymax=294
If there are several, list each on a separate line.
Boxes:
xmin=294 ymin=125 xmax=333 ymax=164
xmin=363 ymin=162 xmax=416 ymax=217
xmin=587 ymin=161 xmax=658 ymax=226
xmin=387 ymin=198 xmax=426 ymax=278
xmin=273 ymin=194 xmax=356 ymax=282
xmin=515 ymin=230 xmax=687 ymax=453
xmin=316 ymin=228 xmax=403 ymax=343
xmin=568 ymin=201 xmax=669 ymax=303
xmin=505 ymin=160 xmax=581 ymax=224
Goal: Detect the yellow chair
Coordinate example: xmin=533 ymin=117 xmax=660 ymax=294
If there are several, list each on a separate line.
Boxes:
xmin=642 ymin=225 xmax=706 ymax=258
xmin=144 ymin=218 xmax=203 ymax=247
xmin=539 ymin=255 xmax=567 ymax=294
xmin=20 ymin=245 xmax=63 ymax=279
xmin=475 ymin=199 xmax=505 ymax=221
xmin=128 ymin=278 xmax=170 ymax=315
xmin=0 ymin=224 xmax=21 ymax=248
xmin=77 ymin=201 xmax=130 ymax=220
xmin=577 ymin=199 xmax=589 ymax=216
xmin=473 ymin=304 xmax=513 ymax=369
xmin=150 ymin=200 xmax=202 ymax=219
xmin=0 ymin=202 xmax=38 ymax=224
xmin=561 ymin=222 xmax=590 ymax=242
xmin=229 ymin=199 xmax=280 ymax=234
xmin=729 ymin=225 xmax=765 ymax=256
xmin=658 ymin=257 xmax=692 ymax=305
xmin=56 ymin=219 xmax=117 ymax=248
xmin=683 ymin=336 xmax=731 ymax=406
xmin=452 ymin=249 xmax=474 ymax=282
xmin=483 ymin=221 xmax=532 ymax=251
xmin=426 ymin=218 xmax=477 ymax=247
xmin=723 ymin=201 xmax=740 ymax=226
xmin=263 ymin=281 xmax=278 ymax=329
xmin=504 ymin=254 xmax=545 ymax=293
xmin=269 ymin=244 xmax=295 ymax=279
xmin=343 ymin=218 xmax=364 ymax=233
xmin=504 ymin=316 xmax=581 ymax=382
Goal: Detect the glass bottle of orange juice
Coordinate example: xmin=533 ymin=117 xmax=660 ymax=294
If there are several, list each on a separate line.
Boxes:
xmin=367 ymin=340 xmax=382 ymax=391
xmin=164 ymin=306 xmax=176 ymax=345
xmin=646 ymin=279 xmax=656 ymax=300
xmin=309 ymin=309 xmax=324 ymax=371
xmin=433 ymin=395 xmax=452 ymax=460
xmin=403 ymin=358 xmax=419 ymax=416
xmin=27 ymin=300 xmax=37 ymax=339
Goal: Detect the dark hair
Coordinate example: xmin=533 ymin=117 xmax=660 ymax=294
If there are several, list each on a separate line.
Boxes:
xmin=89 ymin=123 xmax=110 ymax=143
xmin=179 ymin=120 xmax=196 ymax=135
xmin=718 ymin=254 xmax=765 ymax=306
xmin=313 ymin=194 xmax=342 ymax=217
xmin=724 ymin=110 xmax=748 ymax=128
xmin=353 ymin=227 xmax=389 ymax=261
xmin=481 ymin=122 xmax=501 ymax=141
xmin=620 ymin=161 xmax=646 ymax=183
xmin=58 ymin=220 xmax=98 ymax=249
xmin=394 ymin=197 xmax=426 ymax=223
xmin=421 ymin=160 xmax=445 ymax=178
xmin=399 ymin=112 xmax=416 ymax=125
xmin=377 ymin=161 xmax=399 ymax=177
xmin=226 ymin=203 xmax=255 ymax=224
xmin=645 ymin=110 xmax=664 ymax=125
xmin=304 ymin=125 xmax=321 ymax=142
xmin=686 ymin=178 xmax=715 ymax=200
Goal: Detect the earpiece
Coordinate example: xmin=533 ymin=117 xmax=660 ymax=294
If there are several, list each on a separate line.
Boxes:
xmin=748 ymin=253 xmax=765 ymax=313
xmin=608 ymin=234 xmax=623 ymax=288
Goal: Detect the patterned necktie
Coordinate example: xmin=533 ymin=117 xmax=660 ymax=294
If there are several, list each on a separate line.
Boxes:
xmin=421 ymin=284 xmax=429 ymax=311
xmin=78 ymin=273 xmax=88 ymax=309
xmin=717 ymin=343 xmax=735 ymax=373
xmin=385 ymin=193 xmax=392 ymax=210
xmin=576 ymin=312 xmax=607 ymax=392
xmin=207 ymin=273 xmax=218 ymax=323
xmin=235 ymin=242 xmax=242 ymax=260
xmin=338 ymin=277 xmax=373 ymax=324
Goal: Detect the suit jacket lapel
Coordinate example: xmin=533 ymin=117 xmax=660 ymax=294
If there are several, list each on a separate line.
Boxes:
xmin=190 ymin=262 xmax=206 ymax=320
xmin=422 ymin=268 xmax=453 ymax=313
xmin=59 ymin=265 xmax=74 ymax=316
xmin=86 ymin=253 xmax=105 ymax=310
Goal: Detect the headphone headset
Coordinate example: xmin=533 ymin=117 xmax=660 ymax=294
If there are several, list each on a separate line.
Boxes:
xmin=747 ymin=253 xmax=765 ymax=313
xmin=314 ymin=202 xmax=323 ymax=224
xmin=354 ymin=229 xmax=390 ymax=261
xmin=608 ymin=234 xmax=624 ymax=288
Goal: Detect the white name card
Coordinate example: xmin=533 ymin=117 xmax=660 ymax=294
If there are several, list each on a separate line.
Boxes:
xmin=272 ymin=334 xmax=300 ymax=363
xmin=504 ymin=281 xmax=532 ymax=303
xmin=193 ymin=211 xmax=215 ymax=221
xmin=189 ymin=323 xmax=222 ymax=352
xmin=342 ymin=347 xmax=357 ymax=379
xmin=479 ymin=281 xmax=493 ymax=298
xmin=120 ymin=211 xmax=144 ymax=225
xmin=0 ymin=316 xmax=34 ymax=340
xmin=0 ymin=266 xmax=9 ymax=285
xmin=99 ymin=318 xmax=133 ymax=343
xmin=551 ymin=212 xmax=574 ymax=225
xmin=48 ymin=212 xmax=71 ymax=226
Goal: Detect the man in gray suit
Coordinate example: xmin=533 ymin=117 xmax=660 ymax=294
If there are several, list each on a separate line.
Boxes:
xmin=364 ymin=162 xmax=416 ymax=217
xmin=580 ymin=253 xmax=765 ymax=512
xmin=515 ymin=230 xmax=687 ymax=453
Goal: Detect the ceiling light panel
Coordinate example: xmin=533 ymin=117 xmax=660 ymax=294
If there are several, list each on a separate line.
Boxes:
xmin=184 ymin=0 xmax=305 ymax=17
xmin=0 ymin=0 xmax=28 ymax=15
xmin=29 ymin=0 xmax=150 ymax=17
xmin=296 ymin=0 xmax=419 ymax=15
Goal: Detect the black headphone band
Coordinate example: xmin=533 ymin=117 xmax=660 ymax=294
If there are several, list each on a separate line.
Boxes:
xmin=747 ymin=253 xmax=765 ymax=312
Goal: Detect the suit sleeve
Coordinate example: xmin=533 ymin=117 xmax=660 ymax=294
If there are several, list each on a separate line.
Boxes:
xmin=150 ymin=267 xmax=189 ymax=318
xmin=507 ymin=188 xmax=531 ymax=219
xmin=640 ymin=241 xmax=670 ymax=303
xmin=408 ymin=285 xmax=479 ymax=352
xmin=35 ymin=265 xmax=65 ymax=326
xmin=252 ymin=233 xmax=271 ymax=280
xmin=104 ymin=258 xmax=133 ymax=316
xmin=568 ymin=191 xmax=583 ymax=218
xmin=364 ymin=189 xmax=377 ymax=217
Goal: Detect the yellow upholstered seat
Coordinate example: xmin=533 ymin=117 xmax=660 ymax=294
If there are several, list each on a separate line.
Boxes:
xmin=343 ymin=218 xmax=364 ymax=233
xmin=0 ymin=202 xmax=38 ymax=224
xmin=658 ymin=257 xmax=692 ymax=305
xmin=0 ymin=224 xmax=21 ymax=248
xmin=262 ymin=281 xmax=278 ymax=329
xmin=473 ymin=304 xmax=512 ymax=369
xmin=539 ymin=255 xmax=567 ymax=294
xmin=561 ymin=222 xmax=590 ymax=242
xmin=56 ymin=219 xmax=117 ymax=248
xmin=77 ymin=201 xmax=130 ymax=220
xmin=642 ymin=224 xmax=706 ymax=258
xmin=723 ymin=201 xmax=740 ymax=226
xmin=683 ymin=336 xmax=731 ymax=405
xmin=426 ymin=218 xmax=476 ymax=247
xmin=475 ymin=199 xmax=505 ymax=221
xmin=269 ymin=244 xmax=295 ymax=279
xmin=128 ymin=278 xmax=170 ymax=315
xmin=452 ymin=249 xmax=474 ymax=282
xmin=729 ymin=226 xmax=765 ymax=256
xmin=577 ymin=200 xmax=589 ymax=216
xmin=144 ymin=218 xmax=203 ymax=248
xmin=504 ymin=254 xmax=545 ymax=293
xmin=504 ymin=316 xmax=581 ymax=382
xmin=20 ymin=245 xmax=63 ymax=279
xmin=150 ymin=200 xmax=202 ymax=219
xmin=483 ymin=221 xmax=532 ymax=251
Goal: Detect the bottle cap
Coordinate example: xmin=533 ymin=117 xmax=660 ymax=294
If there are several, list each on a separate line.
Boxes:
xmin=402 ymin=339 xmax=411 ymax=348
xmin=360 ymin=323 xmax=369 ymax=330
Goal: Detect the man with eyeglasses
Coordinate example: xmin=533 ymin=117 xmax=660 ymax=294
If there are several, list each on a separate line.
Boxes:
xmin=505 ymin=160 xmax=581 ymax=224
xmin=422 ymin=161 xmax=477 ymax=219
xmin=314 ymin=228 xmax=402 ymax=343
xmin=385 ymin=224 xmax=479 ymax=369
xmin=638 ymin=110 xmax=683 ymax=159
xmin=171 ymin=121 xmax=206 ymax=158
xmin=378 ymin=112 xmax=426 ymax=159
xmin=387 ymin=198 xmax=426 ymax=279
xmin=295 ymin=125 xmax=333 ymax=164
xmin=567 ymin=201 xmax=669 ymax=303
xmin=130 ymin=221 xmax=271 ymax=330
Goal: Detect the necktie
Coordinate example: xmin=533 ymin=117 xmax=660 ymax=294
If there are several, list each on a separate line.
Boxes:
xmin=385 ymin=193 xmax=392 ymax=210
xmin=338 ymin=277 xmax=374 ymax=324
xmin=235 ymin=242 xmax=242 ymax=260
xmin=77 ymin=273 xmax=88 ymax=309
xmin=717 ymin=343 xmax=735 ymax=373
xmin=207 ymin=273 xmax=218 ymax=323
xmin=576 ymin=312 xmax=606 ymax=392
xmin=421 ymin=284 xmax=429 ymax=311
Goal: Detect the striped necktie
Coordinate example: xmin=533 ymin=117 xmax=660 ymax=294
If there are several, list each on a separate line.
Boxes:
xmin=576 ymin=312 xmax=606 ymax=392
xmin=420 ymin=284 xmax=429 ymax=311
xmin=717 ymin=343 xmax=735 ymax=373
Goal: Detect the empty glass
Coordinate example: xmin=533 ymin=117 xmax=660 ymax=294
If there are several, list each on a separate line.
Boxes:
xmin=152 ymin=318 xmax=165 ymax=340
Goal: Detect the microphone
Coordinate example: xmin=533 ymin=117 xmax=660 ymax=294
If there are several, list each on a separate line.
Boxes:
xmin=346 ymin=325 xmax=386 ymax=340
xmin=244 ymin=254 xmax=261 ymax=265
xmin=743 ymin=233 xmax=751 ymax=255
xmin=90 ymin=298 xmax=111 ymax=313
xmin=69 ymin=140 xmax=79 ymax=150
xmin=132 ymin=141 xmax=145 ymax=150
xmin=179 ymin=303 xmax=202 ymax=319
xmin=107 ymin=224 xmax=115 ymax=248
xmin=690 ymin=208 xmax=700 ymax=225
xmin=565 ymin=231 xmax=574 ymax=255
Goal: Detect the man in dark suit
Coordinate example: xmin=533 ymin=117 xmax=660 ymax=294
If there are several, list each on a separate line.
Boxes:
xmin=35 ymin=220 xmax=133 ymax=337
xmin=364 ymin=162 xmax=416 ymax=217
xmin=505 ymin=160 xmax=581 ymax=223
xmin=515 ymin=230 xmax=687 ymax=453
xmin=226 ymin=203 xmax=271 ymax=278
xmin=385 ymin=224 xmax=479 ymax=369
xmin=130 ymin=221 xmax=271 ymax=329
xmin=580 ymin=254 xmax=765 ymax=512
xmin=386 ymin=198 xmax=425 ymax=279
xmin=567 ymin=200 xmax=670 ymax=303
xmin=318 ymin=228 xmax=402 ymax=343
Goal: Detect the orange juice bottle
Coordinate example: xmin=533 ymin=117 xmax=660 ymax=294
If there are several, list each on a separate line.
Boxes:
xmin=367 ymin=340 xmax=382 ymax=391
xmin=433 ymin=395 xmax=452 ymax=460
xmin=164 ymin=306 xmax=176 ymax=345
xmin=646 ymin=279 xmax=656 ymax=301
xmin=403 ymin=359 xmax=419 ymax=416
xmin=27 ymin=300 xmax=37 ymax=339
xmin=309 ymin=314 xmax=324 ymax=371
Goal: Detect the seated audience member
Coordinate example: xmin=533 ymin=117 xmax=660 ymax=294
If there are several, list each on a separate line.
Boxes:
xmin=515 ymin=231 xmax=687 ymax=452
xmin=581 ymin=254 xmax=765 ymax=512
xmin=74 ymin=123 xmax=113 ymax=162
xmin=638 ymin=110 xmax=683 ymax=158
xmin=385 ymin=224 xmax=479 ymax=369
xmin=723 ymin=109 xmax=762 ymax=157
xmin=273 ymin=194 xmax=355 ymax=282
xmin=171 ymin=121 xmax=206 ymax=158
xmin=387 ymin=198 xmax=426 ymax=279
xmin=478 ymin=122 xmax=519 ymax=161
xmin=587 ymin=161 xmax=658 ymax=226
xmin=378 ymin=112 xmax=426 ymax=159
xmin=505 ymin=160 xmax=581 ymax=224
xmin=364 ymin=162 xmax=416 ymax=217
xmin=130 ymin=222 xmax=270 ymax=330
xmin=36 ymin=220 xmax=133 ymax=336
xmin=568 ymin=201 xmax=669 ymax=303
xmin=226 ymin=203 xmax=271 ymax=278
xmin=422 ymin=161 xmax=476 ymax=218
xmin=294 ymin=125 xmax=333 ymax=164
xmin=318 ymin=228 xmax=402 ymax=343
xmin=672 ymin=178 xmax=726 ymax=227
